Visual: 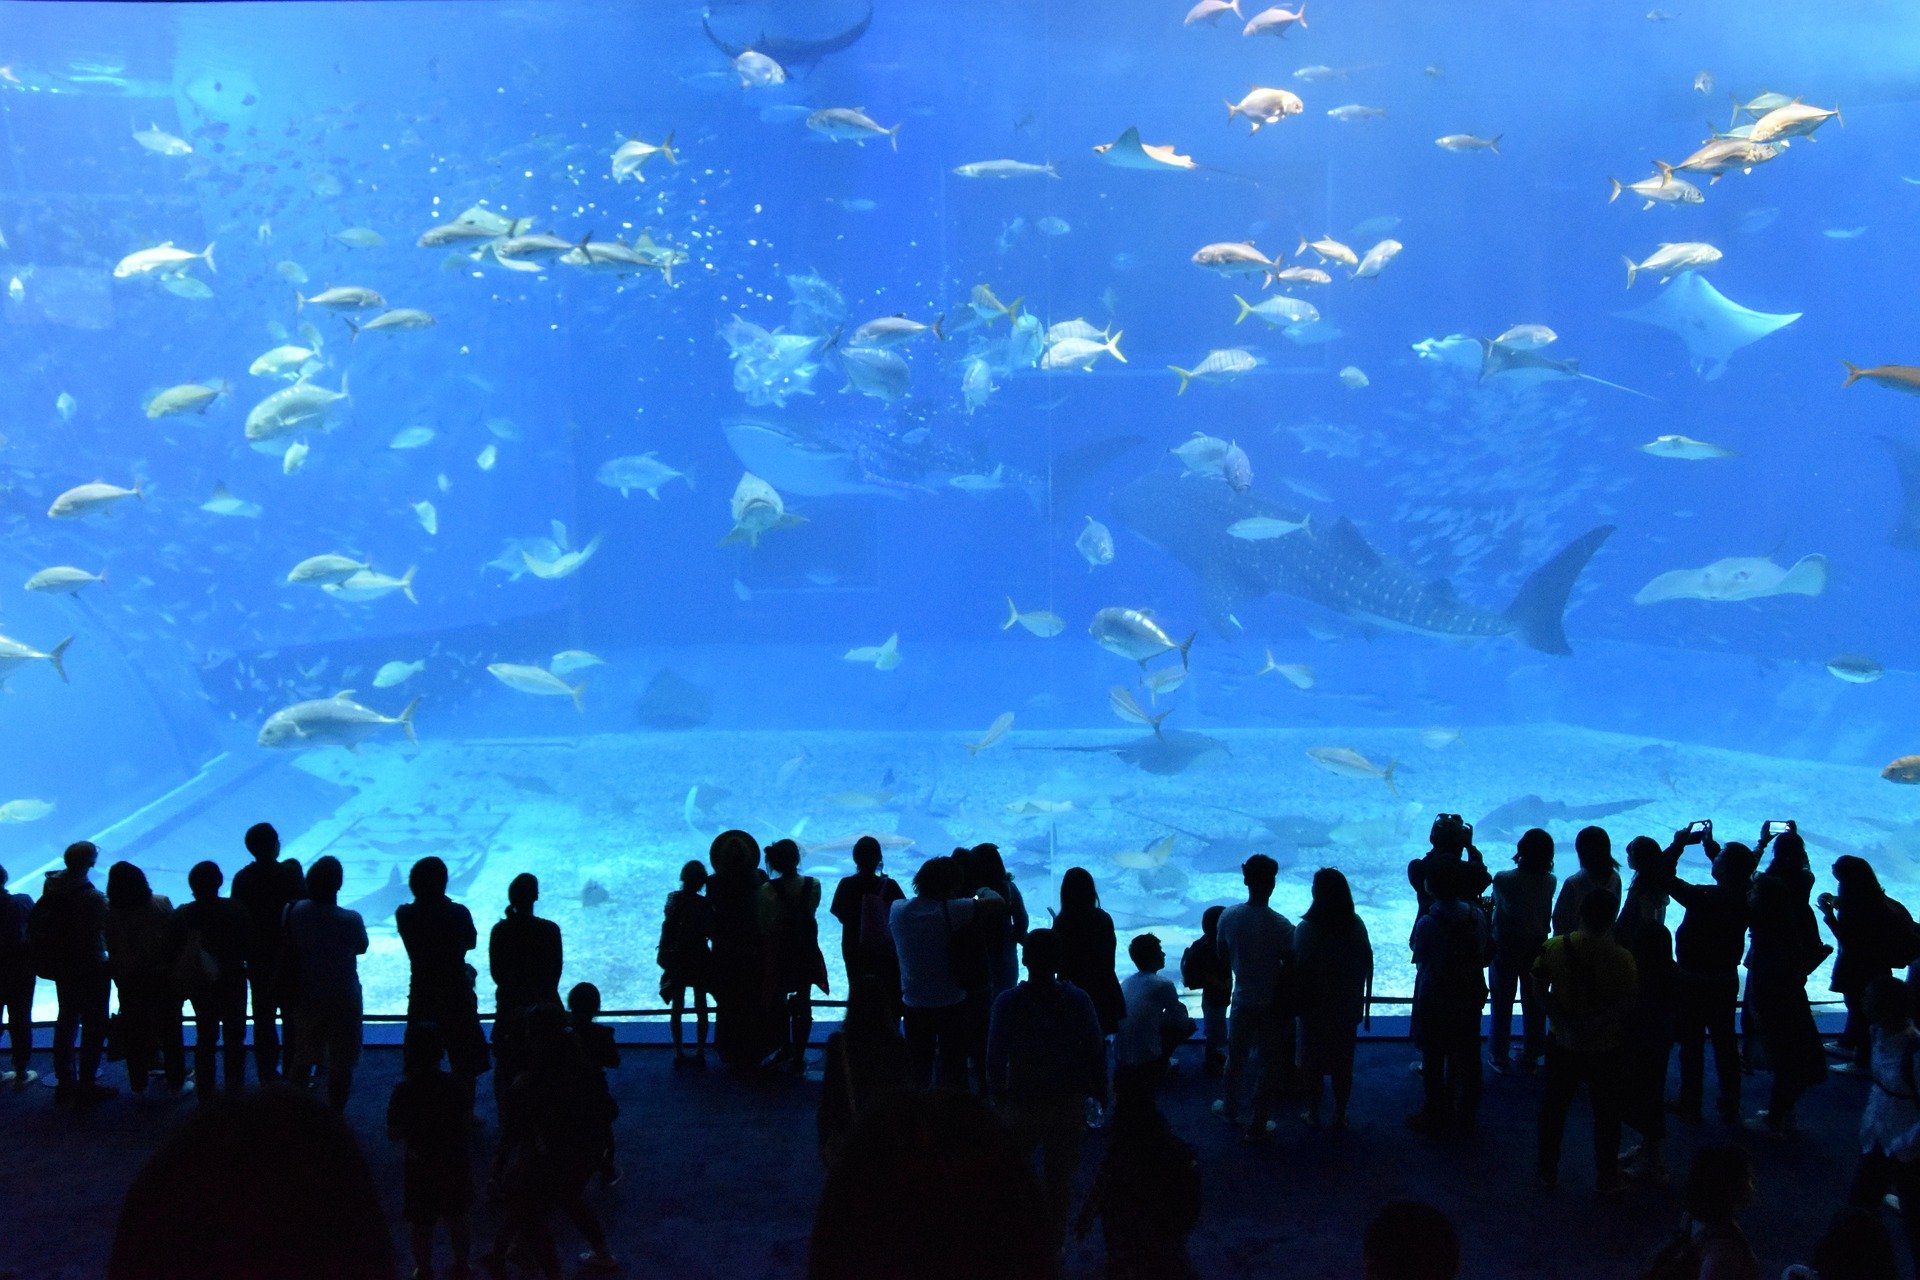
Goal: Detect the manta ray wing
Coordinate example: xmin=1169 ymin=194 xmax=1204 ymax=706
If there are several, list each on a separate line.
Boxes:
xmin=1615 ymin=270 xmax=1800 ymax=381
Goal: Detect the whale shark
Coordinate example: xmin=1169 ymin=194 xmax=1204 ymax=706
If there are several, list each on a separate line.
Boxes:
xmin=1111 ymin=467 xmax=1614 ymax=652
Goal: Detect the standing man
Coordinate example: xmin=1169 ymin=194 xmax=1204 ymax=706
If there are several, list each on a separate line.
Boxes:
xmin=0 ymin=863 xmax=36 ymax=1087
xmin=1536 ymin=891 xmax=1639 ymax=1192
xmin=1212 ymin=854 xmax=1295 ymax=1141
xmin=231 ymin=822 xmax=304 ymax=1084
xmin=35 ymin=841 xmax=113 ymax=1101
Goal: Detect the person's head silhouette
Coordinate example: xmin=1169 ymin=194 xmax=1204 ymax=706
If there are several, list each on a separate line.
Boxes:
xmin=506 ymin=871 xmax=539 ymax=916
xmin=1022 ymin=927 xmax=1061 ymax=981
xmin=1241 ymin=854 xmax=1278 ymax=903
xmin=188 ymin=861 xmax=223 ymax=901
xmin=852 ymin=835 xmax=883 ymax=875
xmin=1515 ymin=828 xmax=1553 ymax=872
xmin=1362 ymin=1200 xmax=1459 ymax=1280
xmin=766 ymin=839 xmax=801 ymax=877
xmin=243 ymin=823 xmax=279 ymax=863
xmin=106 ymin=861 xmax=153 ymax=911
xmin=306 ymin=856 xmax=343 ymax=905
xmin=678 ymin=860 xmax=709 ymax=892
xmin=1574 ymin=826 xmax=1615 ymax=875
xmin=64 ymin=840 xmax=98 ymax=875
xmin=1059 ymin=866 xmax=1099 ymax=914
xmin=407 ymin=857 xmax=448 ymax=901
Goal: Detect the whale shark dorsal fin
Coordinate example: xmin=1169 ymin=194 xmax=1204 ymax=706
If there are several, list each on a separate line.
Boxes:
xmin=335 ymin=689 xmax=357 ymax=701
xmin=1423 ymin=579 xmax=1459 ymax=602
xmin=1325 ymin=517 xmax=1381 ymax=566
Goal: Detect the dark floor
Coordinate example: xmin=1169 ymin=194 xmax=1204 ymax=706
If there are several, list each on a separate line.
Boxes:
xmin=0 ymin=1036 xmax=1889 ymax=1279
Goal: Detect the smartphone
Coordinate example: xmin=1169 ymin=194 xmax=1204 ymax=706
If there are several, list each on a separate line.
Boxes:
xmin=1762 ymin=819 xmax=1796 ymax=838
xmin=1685 ymin=820 xmax=1712 ymax=835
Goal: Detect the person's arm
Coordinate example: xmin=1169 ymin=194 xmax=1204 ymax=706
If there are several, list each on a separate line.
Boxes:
xmin=1076 ymin=991 xmax=1106 ymax=1100
xmin=456 ymin=906 xmax=476 ymax=954
xmin=548 ymin=922 xmax=564 ymax=990
xmin=352 ymin=912 xmax=370 ymax=956
xmin=487 ymin=922 xmax=504 ymax=987
xmin=1010 ymin=883 xmax=1029 ymax=942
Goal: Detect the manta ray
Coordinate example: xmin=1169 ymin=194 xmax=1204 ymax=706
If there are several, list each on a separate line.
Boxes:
xmin=701 ymin=1 xmax=873 ymax=71
xmin=1632 ymin=553 xmax=1828 ymax=604
xmin=1615 ymin=270 xmax=1801 ymax=380
xmin=1020 ymin=729 xmax=1231 ymax=776
xmin=1475 ymin=795 xmax=1654 ymax=842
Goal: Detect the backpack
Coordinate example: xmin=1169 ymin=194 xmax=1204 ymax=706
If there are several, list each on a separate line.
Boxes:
xmin=27 ymin=888 xmax=72 ymax=981
xmin=943 ymin=901 xmax=990 ymax=993
xmin=1885 ymin=898 xmax=1920 ymax=970
xmin=173 ymin=926 xmax=220 ymax=995
xmin=857 ymin=885 xmax=895 ymax=955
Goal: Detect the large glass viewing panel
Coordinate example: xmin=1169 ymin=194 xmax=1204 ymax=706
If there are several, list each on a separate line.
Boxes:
xmin=2 ymin=0 xmax=1914 ymax=1013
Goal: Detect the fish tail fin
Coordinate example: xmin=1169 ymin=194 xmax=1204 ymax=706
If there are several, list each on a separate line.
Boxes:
xmin=340 ymin=370 xmax=351 ymax=402
xmin=1045 ymin=162 xmax=1060 ymax=178
xmin=1170 ymin=366 xmax=1192 ymax=394
xmin=1623 ymin=256 xmax=1638 ymax=289
xmin=401 ymin=567 xmax=418 ymax=605
xmin=1504 ymin=524 xmax=1615 ymax=655
xmin=1234 ymin=294 xmax=1253 ymax=323
xmin=570 ymin=681 xmax=587 ymax=713
xmin=345 ymin=318 xmax=360 ymax=344
xmin=1835 ymin=102 xmax=1844 ymax=127
xmin=1106 ymin=331 xmax=1126 ymax=363
xmin=1224 ymin=98 xmax=1239 ymax=120
xmin=932 ymin=313 xmax=945 ymax=341
xmin=1488 ymin=133 xmax=1500 ymax=153
xmin=1148 ymin=707 xmax=1171 ymax=735
xmin=132 ymin=483 xmax=145 ymax=503
xmin=295 ymin=290 xmax=306 ymax=311
xmin=966 ymin=741 xmax=982 ymax=758
xmin=1178 ymin=631 xmax=1196 ymax=669
xmin=48 ymin=636 xmax=72 ymax=684
xmin=1229 ymin=0 xmax=1244 ymax=12
xmin=202 ymin=242 xmax=217 ymax=274
xmin=1729 ymin=92 xmax=1740 ymax=126
xmin=398 ymin=697 xmax=420 ymax=743
xmin=1004 ymin=596 xmax=1020 ymax=631
xmin=1296 ymin=234 xmax=1309 ymax=258
xmin=661 ymin=131 xmax=678 ymax=164
xmin=888 ymin=124 xmax=900 ymax=152
xmin=1383 ymin=760 xmax=1398 ymax=795
xmin=1844 ymin=360 xmax=1865 ymax=387
xmin=1607 ymin=178 xmax=1622 ymax=203
xmin=1005 ymin=295 xmax=1024 ymax=320
xmin=1655 ymin=160 xmax=1675 ymax=181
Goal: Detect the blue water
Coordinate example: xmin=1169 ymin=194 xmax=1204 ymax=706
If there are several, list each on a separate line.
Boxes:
xmin=3 ymin=0 xmax=1919 ymax=1010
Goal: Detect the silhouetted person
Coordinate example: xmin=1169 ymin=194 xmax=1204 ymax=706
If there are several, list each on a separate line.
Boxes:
xmin=1552 ymin=825 xmax=1620 ymax=936
xmin=1295 ymin=867 xmax=1373 ymax=1129
xmin=1407 ymin=814 xmax=1489 ymax=924
xmin=970 ymin=842 xmax=1029 ymax=998
xmin=387 ymin=1021 xmax=473 ymax=1280
xmin=0 ymin=862 xmax=36 ymax=1087
xmin=958 ymin=844 xmax=1024 ymax=1088
xmin=987 ymin=927 xmax=1106 ymax=1254
xmin=1114 ymin=932 xmax=1195 ymax=1100
xmin=1074 ymin=1073 xmax=1202 ymax=1280
xmin=1362 ymin=1200 xmax=1460 ymax=1280
xmin=1180 ymin=905 xmax=1231 ymax=1076
xmin=1642 ymin=1144 xmax=1758 ymax=1280
xmin=489 ymin=871 xmax=562 ymax=1123
xmin=168 ymin=860 xmax=249 ymax=1098
xmin=1489 ymin=828 xmax=1555 ymax=1073
xmin=1054 ymin=866 xmax=1126 ymax=1041
xmin=1746 ymin=830 xmax=1830 ymax=1133
xmin=1616 ymin=836 xmax=1678 ymax=1184
xmin=828 ymin=835 xmax=904 ymax=1002
xmin=1213 ymin=854 xmax=1294 ymax=1140
xmin=108 ymin=1085 xmax=394 ymax=1280
xmin=230 ymin=821 xmax=304 ymax=1084
xmin=656 ymin=859 xmax=713 ymax=1066
xmin=1667 ymin=833 xmax=1755 ymax=1124
xmin=568 ymin=981 xmax=622 ymax=1187
xmin=707 ymin=828 xmax=768 ymax=1069
xmin=36 ymin=840 xmax=113 ymax=1101
xmin=1536 ymin=889 xmax=1637 ymax=1192
xmin=1409 ymin=858 xmax=1488 ymax=1136
xmin=397 ymin=856 xmax=489 ymax=1104
xmin=759 ymin=837 xmax=828 ymax=1072
xmin=1846 ymin=975 xmax=1920 ymax=1269
xmin=818 ymin=973 xmax=912 ymax=1168
xmin=1822 ymin=856 xmax=1917 ymax=1071
xmin=486 ymin=1003 xmax=618 ymax=1277
xmin=283 ymin=855 xmax=368 ymax=1111
xmin=809 ymin=1086 xmax=1056 ymax=1280
xmin=892 ymin=854 xmax=990 ymax=1088
xmin=1797 ymin=1207 xmax=1901 ymax=1280
xmin=106 ymin=861 xmax=186 ymax=1094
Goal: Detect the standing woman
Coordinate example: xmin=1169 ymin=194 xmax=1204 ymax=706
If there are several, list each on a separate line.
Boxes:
xmin=827 ymin=836 xmax=904 ymax=1004
xmin=104 ymin=863 xmax=186 ymax=1095
xmin=657 ymin=860 xmax=715 ymax=1068
xmin=396 ymin=858 xmax=490 ymax=1109
xmin=1293 ymin=868 xmax=1373 ymax=1129
xmin=1054 ymin=868 xmax=1126 ymax=1040
xmin=1745 ymin=831 xmax=1831 ymax=1134
xmin=1821 ymin=856 xmax=1913 ymax=1071
xmin=758 ymin=839 xmax=829 ymax=1072
xmin=971 ymin=844 xmax=1029 ymax=1001
xmin=707 ymin=829 xmax=768 ymax=1070
xmin=1489 ymin=829 xmax=1556 ymax=1073
xmin=489 ymin=872 xmax=563 ymax=1125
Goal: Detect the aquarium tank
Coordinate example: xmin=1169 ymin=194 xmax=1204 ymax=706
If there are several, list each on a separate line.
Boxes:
xmin=0 ymin=0 xmax=1913 ymax=1018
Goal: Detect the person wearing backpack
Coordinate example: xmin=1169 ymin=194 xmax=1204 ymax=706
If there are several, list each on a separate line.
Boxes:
xmin=1746 ymin=831 xmax=1830 ymax=1134
xmin=167 ymin=860 xmax=250 ymax=1099
xmin=1641 ymin=1144 xmax=1759 ymax=1280
xmin=35 ymin=841 xmax=115 ymax=1102
xmin=0 ymin=863 xmax=34 ymax=1088
xmin=1846 ymin=974 xmax=1920 ymax=1269
xmin=1180 ymin=906 xmax=1231 ymax=1078
xmin=1535 ymin=889 xmax=1638 ymax=1192
xmin=828 ymin=836 xmax=905 ymax=1006
xmin=1408 ymin=859 xmax=1490 ymax=1137
xmin=1822 ymin=857 xmax=1919 ymax=1072
xmin=890 ymin=855 xmax=1005 ymax=1090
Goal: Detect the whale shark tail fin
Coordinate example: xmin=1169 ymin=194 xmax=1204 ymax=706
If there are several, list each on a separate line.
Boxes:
xmin=1504 ymin=525 xmax=1615 ymax=655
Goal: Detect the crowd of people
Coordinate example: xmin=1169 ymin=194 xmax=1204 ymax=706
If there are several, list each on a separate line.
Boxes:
xmin=4 ymin=813 xmax=1920 ymax=1277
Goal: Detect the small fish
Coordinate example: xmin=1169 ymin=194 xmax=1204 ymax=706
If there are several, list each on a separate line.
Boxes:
xmin=1307 ymin=746 xmax=1397 ymax=791
xmin=1241 ymin=5 xmax=1307 ymax=37
xmin=283 ymin=440 xmax=309 ymax=474
xmin=412 ymin=501 xmax=438 ymax=535
xmin=844 ymin=633 xmax=901 ymax=671
xmin=952 ymin=159 xmax=1058 ymax=179
xmin=1327 ymin=104 xmax=1387 ymax=122
xmin=1258 ymin=651 xmax=1314 ymax=688
xmin=967 ymin=712 xmax=1015 ymax=757
xmin=1827 ymin=654 xmax=1884 ymax=685
xmin=488 ymin=662 xmax=585 ymax=710
xmin=1225 ymin=88 xmax=1304 ymax=132
xmin=1608 ymin=171 xmax=1705 ymax=209
xmin=476 ymin=444 xmax=498 ymax=471
xmin=1494 ymin=324 xmax=1558 ymax=349
xmin=1842 ymin=362 xmax=1920 ymax=395
xmin=25 ymin=566 xmax=106 ymax=596
xmin=1077 ymin=517 xmax=1115 ymax=570
xmin=1183 ymin=0 xmax=1243 ymax=25
xmin=328 ymin=227 xmax=385 ymax=249
xmin=808 ymin=108 xmax=901 ymax=150
xmin=550 ymin=650 xmax=605 ymax=676
xmin=1144 ymin=666 xmax=1187 ymax=701
xmin=373 ymin=660 xmax=425 ymax=689
xmin=1004 ymin=597 xmax=1066 ymax=637
xmin=390 ymin=426 xmax=436 ymax=449
xmin=56 ymin=392 xmax=76 ymax=422
xmin=1624 ymin=241 xmax=1722 ymax=287
xmin=1109 ymin=685 xmax=1170 ymax=732
xmin=1824 ymin=227 xmax=1868 ymax=240
xmin=1640 ymin=434 xmax=1734 ymax=460
xmin=732 ymin=49 xmax=786 ymax=88
xmin=1338 ymin=365 xmax=1369 ymax=389
xmin=1435 ymin=133 xmax=1501 ymax=153
xmin=1693 ymin=71 xmax=1714 ymax=94
xmin=1296 ymin=235 xmax=1358 ymax=267
xmin=1883 ymin=756 xmax=1920 ymax=784
xmin=1420 ymin=726 xmax=1463 ymax=749
xmin=132 ymin=122 xmax=192 ymax=156
xmin=1227 ymin=515 xmax=1308 ymax=540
